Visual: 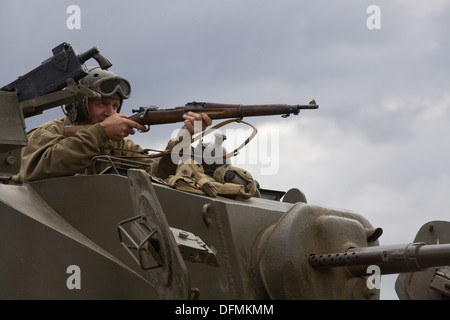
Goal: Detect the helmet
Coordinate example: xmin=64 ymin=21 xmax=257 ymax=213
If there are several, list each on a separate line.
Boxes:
xmin=65 ymin=67 xmax=132 ymax=123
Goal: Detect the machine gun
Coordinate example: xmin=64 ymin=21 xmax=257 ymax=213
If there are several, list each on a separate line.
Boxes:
xmin=308 ymin=222 xmax=450 ymax=299
xmin=1 ymin=42 xmax=111 ymax=118
xmin=0 ymin=42 xmax=111 ymax=175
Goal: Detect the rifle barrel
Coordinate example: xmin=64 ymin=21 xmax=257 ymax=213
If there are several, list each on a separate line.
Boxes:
xmin=132 ymin=100 xmax=319 ymax=125
xmin=64 ymin=100 xmax=319 ymax=137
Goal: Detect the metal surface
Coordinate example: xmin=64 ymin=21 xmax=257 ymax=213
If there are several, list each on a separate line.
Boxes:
xmin=169 ymin=227 xmax=218 ymax=267
xmin=124 ymin=169 xmax=191 ymax=299
xmin=0 ymin=91 xmax=26 ymax=153
xmin=395 ymin=221 xmax=450 ymax=300
xmin=257 ymin=204 xmax=381 ymax=299
xmin=0 ymin=180 xmax=156 ymax=299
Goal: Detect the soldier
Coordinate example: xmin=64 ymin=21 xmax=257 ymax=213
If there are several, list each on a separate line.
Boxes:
xmin=12 ymin=67 xmax=211 ymax=183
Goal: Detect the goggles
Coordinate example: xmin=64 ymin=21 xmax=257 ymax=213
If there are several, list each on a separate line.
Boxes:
xmin=92 ymin=76 xmax=131 ymax=99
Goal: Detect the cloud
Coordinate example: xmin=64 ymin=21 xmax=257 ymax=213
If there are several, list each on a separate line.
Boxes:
xmin=249 ymin=93 xmax=450 ymax=240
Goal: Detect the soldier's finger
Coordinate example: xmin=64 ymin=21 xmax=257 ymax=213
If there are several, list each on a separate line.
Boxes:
xmin=201 ymin=112 xmax=212 ymax=126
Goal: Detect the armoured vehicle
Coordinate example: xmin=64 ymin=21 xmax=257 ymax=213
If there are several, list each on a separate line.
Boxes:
xmin=0 ymin=43 xmax=449 ymax=300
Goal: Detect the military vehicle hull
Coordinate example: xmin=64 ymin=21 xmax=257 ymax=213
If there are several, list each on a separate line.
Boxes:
xmin=0 ymin=172 xmax=385 ymax=300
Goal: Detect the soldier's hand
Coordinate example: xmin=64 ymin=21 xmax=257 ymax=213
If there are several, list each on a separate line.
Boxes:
xmin=100 ymin=113 xmax=147 ymax=141
xmin=181 ymin=112 xmax=212 ymax=135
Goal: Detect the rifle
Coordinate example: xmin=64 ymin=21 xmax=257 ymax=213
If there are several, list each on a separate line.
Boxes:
xmin=63 ymin=100 xmax=319 ymax=137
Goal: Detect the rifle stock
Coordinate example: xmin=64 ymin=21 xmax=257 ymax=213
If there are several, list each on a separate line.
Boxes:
xmin=63 ymin=100 xmax=318 ymax=137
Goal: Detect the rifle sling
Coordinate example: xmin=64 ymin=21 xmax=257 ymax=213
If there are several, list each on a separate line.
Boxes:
xmin=103 ymin=118 xmax=257 ymax=162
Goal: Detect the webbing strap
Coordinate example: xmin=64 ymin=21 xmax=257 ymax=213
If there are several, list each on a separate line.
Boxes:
xmin=104 ymin=118 xmax=258 ymax=161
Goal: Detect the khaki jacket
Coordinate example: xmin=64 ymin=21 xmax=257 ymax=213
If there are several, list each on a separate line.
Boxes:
xmin=13 ymin=117 xmax=175 ymax=183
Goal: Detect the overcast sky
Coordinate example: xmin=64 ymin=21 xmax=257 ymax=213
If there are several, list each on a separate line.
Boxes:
xmin=2 ymin=0 xmax=450 ymax=300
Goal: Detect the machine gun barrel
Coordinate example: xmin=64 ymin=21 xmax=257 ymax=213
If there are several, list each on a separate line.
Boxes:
xmin=309 ymin=242 xmax=450 ymax=276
